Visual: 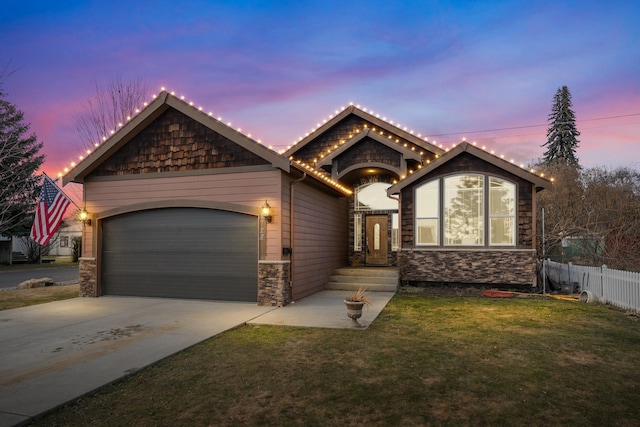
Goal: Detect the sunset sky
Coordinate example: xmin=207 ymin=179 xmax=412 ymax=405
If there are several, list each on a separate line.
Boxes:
xmin=2 ymin=0 xmax=639 ymax=182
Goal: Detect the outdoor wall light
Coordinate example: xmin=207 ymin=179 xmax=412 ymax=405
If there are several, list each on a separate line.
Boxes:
xmin=79 ymin=208 xmax=92 ymax=226
xmin=261 ymin=200 xmax=272 ymax=223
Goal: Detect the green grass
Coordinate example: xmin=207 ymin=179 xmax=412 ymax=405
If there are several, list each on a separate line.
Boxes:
xmin=0 ymin=257 xmax=78 ymax=271
xmin=30 ymin=294 xmax=640 ymax=426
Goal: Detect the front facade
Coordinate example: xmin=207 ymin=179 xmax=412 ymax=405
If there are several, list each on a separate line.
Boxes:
xmin=64 ymin=91 xmax=550 ymax=306
xmin=387 ymin=142 xmax=550 ymax=286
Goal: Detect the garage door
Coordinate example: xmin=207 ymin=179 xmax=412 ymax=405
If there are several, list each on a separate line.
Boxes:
xmin=101 ymin=207 xmax=257 ymax=301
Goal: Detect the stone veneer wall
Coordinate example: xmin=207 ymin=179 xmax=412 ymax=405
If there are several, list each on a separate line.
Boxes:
xmin=79 ymin=257 xmax=98 ymax=297
xmin=258 ymin=260 xmax=291 ymax=306
xmin=399 ymin=249 xmax=536 ymax=286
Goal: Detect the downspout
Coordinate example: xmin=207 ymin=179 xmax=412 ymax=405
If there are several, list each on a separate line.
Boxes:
xmin=289 ymin=172 xmax=307 ymax=302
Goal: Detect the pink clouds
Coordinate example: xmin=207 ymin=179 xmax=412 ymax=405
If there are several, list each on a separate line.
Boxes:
xmin=1 ymin=0 xmax=638 ymax=178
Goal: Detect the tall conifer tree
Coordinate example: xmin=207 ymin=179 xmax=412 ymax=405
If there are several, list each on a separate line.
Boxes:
xmin=0 ymin=86 xmax=45 ymax=236
xmin=542 ymin=86 xmax=580 ymax=166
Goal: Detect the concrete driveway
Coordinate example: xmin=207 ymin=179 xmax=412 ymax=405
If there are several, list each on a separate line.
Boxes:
xmin=0 ymin=297 xmax=275 ymax=427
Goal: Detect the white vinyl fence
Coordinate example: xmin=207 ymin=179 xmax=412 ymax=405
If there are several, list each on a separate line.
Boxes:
xmin=544 ymin=259 xmax=640 ymax=313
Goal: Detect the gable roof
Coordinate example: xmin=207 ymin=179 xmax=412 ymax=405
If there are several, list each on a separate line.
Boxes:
xmin=387 ymin=141 xmax=553 ymax=195
xmin=63 ymin=91 xmax=290 ymax=184
xmin=283 ymin=105 xmax=445 ymax=158
xmin=316 ymin=127 xmax=422 ymax=168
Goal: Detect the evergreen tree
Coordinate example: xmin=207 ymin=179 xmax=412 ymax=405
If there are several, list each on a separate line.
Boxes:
xmin=0 ymin=86 xmax=45 ymax=237
xmin=542 ymin=85 xmax=580 ymax=166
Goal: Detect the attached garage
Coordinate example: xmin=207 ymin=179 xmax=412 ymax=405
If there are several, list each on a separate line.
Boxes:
xmin=65 ymin=91 xmax=352 ymax=306
xmin=101 ymin=207 xmax=258 ymax=301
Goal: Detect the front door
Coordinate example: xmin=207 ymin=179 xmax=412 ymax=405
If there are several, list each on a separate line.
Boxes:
xmin=365 ymin=215 xmax=388 ymax=265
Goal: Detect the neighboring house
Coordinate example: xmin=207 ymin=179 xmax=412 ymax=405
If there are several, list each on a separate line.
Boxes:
xmin=45 ymin=223 xmax=82 ymax=257
xmin=63 ymin=91 xmax=551 ymax=305
xmin=8 ymin=224 xmax=81 ymax=259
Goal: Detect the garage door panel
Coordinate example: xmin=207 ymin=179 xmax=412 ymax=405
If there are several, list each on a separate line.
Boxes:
xmin=102 ymin=208 xmax=257 ymax=301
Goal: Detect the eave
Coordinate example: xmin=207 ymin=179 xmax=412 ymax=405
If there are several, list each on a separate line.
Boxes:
xmin=387 ymin=141 xmax=553 ymax=195
xmin=283 ymin=105 xmax=444 ymax=158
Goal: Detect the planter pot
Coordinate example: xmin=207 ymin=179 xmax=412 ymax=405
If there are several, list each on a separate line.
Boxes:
xmin=580 ymin=290 xmax=600 ymax=304
xmin=344 ymin=300 xmax=365 ymax=327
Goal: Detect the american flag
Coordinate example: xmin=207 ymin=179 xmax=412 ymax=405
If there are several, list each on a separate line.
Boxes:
xmin=30 ymin=175 xmax=72 ymax=246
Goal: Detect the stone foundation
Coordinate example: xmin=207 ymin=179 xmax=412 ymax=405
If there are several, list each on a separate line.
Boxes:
xmin=258 ymin=260 xmax=291 ymax=306
xmin=399 ymin=249 xmax=537 ymax=287
xmin=79 ymin=257 xmax=98 ymax=297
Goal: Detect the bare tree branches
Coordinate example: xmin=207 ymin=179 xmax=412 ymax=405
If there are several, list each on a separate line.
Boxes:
xmin=537 ymin=163 xmax=640 ymax=270
xmin=74 ymin=75 xmax=149 ymax=151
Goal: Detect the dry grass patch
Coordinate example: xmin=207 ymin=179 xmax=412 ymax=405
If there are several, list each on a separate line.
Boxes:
xmin=31 ymin=294 xmax=640 ymax=426
xmin=0 ymin=284 xmax=79 ymax=311
xmin=0 ymin=258 xmax=78 ymax=271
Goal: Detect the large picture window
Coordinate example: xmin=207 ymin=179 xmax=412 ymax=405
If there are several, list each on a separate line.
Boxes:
xmin=414 ymin=175 xmax=516 ymax=246
xmin=445 ymin=175 xmax=484 ymax=245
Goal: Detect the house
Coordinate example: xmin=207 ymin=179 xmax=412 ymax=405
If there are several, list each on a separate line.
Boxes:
xmin=45 ymin=223 xmax=82 ymax=257
xmin=63 ymin=91 xmax=551 ymax=306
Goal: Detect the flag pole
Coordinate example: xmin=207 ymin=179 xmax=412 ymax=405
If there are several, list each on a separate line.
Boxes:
xmin=42 ymin=172 xmax=82 ymax=210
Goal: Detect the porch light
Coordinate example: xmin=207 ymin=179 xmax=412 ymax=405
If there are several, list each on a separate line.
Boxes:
xmin=261 ymin=201 xmax=272 ymax=223
xmin=79 ymin=208 xmax=91 ymax=226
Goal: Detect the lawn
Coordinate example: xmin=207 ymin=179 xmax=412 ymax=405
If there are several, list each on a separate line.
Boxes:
xmin=0 ymin=257 xmax=78 ymax=272
xmin=0 ymin=284 xmax=80 ymax=310
xmin=22 ymin=289 xmax=640 ymax=426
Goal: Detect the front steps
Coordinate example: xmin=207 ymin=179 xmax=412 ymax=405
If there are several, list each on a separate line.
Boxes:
xmin=325 ymin=267 xmax=399 ymax=292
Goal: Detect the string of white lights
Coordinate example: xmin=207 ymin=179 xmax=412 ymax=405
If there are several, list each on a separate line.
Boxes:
xmin=59 ymin=88 xmax=554 ymax=183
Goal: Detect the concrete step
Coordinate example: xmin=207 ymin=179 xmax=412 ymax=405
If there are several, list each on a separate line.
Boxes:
xmin=333 ymin=267 xmax=398 ymax=278
xmin=327 ymin=275 xmax=397 ymax=285
xmin=325 ymin=282 xmax=398 ymax=292
xmin=325 ymin=267 xmax=399 ymax=292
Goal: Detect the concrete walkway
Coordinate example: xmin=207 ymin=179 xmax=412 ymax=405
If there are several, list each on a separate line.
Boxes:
xmin=0 ymin=290 xmax=394 ymax=426
xmin=250 ymin=290 xmax=395 ymax=329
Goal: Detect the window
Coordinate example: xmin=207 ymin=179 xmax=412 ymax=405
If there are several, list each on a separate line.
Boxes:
xmin=414 ymin=175 xmax=516 ymax=247
xmin=444 ymin=175 xmax=484 ymax=245
xmin=415 ymin=179 xmax=439 ymax=245
xmin=355 ymin=182 xmax=398 ymax=211
xmin=354 ymin=214 xmax=362 ymax=251
xmin=489 ymin=177 xmax=516 ymax=245
xmin=391 ymin=213 xmax=399 ymax=251
xmin=59 ymin=236 xmax=69 ymax=248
